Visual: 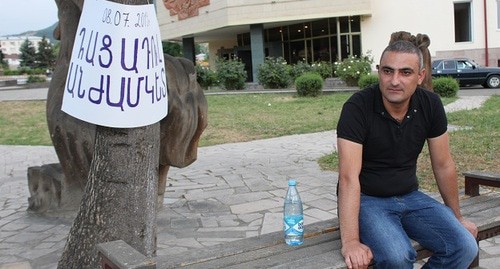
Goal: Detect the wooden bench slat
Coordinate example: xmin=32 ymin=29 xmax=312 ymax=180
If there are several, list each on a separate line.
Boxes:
xmin=463 ymin=171 xmax=500 ymax=196
xmin=467 ymin=206 xmax=500 ymax=231
xmin=255 ymin=240 xmax=345 ymax=269
xmin=461 ymin=194 xmax=500 ymax=215
xmin=166 ymin=231 xmax=340 ymax=269
xmin=157 ymin=220 xmax=339 ymax=268
xmin=463 ymin=171 xmax=500 ymax=181
xmin=224 ymin=235 xmax=342 ymax=269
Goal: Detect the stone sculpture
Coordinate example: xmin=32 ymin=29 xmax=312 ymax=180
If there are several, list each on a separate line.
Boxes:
xmin=27 ymin=0 xmax=208 ymax=213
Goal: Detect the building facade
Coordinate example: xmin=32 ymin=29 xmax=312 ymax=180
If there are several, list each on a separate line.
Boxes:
xmin=157 ymin=0 xmax=500 ymax=83
xmin=0 ymin=36 xmax=44 ymax=69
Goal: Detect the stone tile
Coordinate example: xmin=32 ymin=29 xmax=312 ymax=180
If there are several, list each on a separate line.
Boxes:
xmin=248 ymin=219 xmax=262 ymax=227
xmin=200 ymin=217 xmax=218 ymax=228
xmin=242 ymin=178 xmax=275 ymax=192
xmin=34 ymin=242 xmax=57 ymax=249
xmin=0 ymin=210 xmax=17 ymax=219
xmin=197 ymin=237 xmax=241 ymax=243
xmin=246 ymin=231 xmax=259 ymax=238
xmin=17 ymin=248 xmax=55 ymax=261
xmin=166 ymin=183 xmax=216 ymax=192
xmin=23 ymin=225 xmax=55 ymax=233
xmin=304 ymin=208 xmax=336 ymax=221
xmin=233 ymin=186 xmax=251 ymax=194
xmin=4 ymin=232 xmax=50 ymax=244
xmin=0 ymin=261 xmax=32 ymax=269
xmin=170 ymin=218 xmax=199 ymax=229
xmin=0 ymin=223 xmax=28 ymax=232
xmin=480 ymin=242 xmax=500 ymax=255
xmin=0 ymin=231 xmax=16 ymax=242
xmin=184 ymin=189 xmax=234 ymax=201
xmin=221 ymin=174 xmax=246 ymax=188
xmin=156 ymin=246 xmax=188 ymax=256
xmin=219 ymin=219 xmax=239 ymax=227
xmin=187 ymin=199 xmax=230 ymax=213
xmin=237 ymin=213 xmax=263 ymax=223
xmin=479 ymin=256 xmax=500 ymax=269
xmin=162 ymin=198 xmax=178 ymax=205
xmin=230 ymin=199 xmax=282 ymax=215
xmin=197 ymin=226 xmax=258 ymax=233
xmin=260 ymin=213 xmax=282 ymax=235
xmin=160 ymin=238 xmax=203 ymax=249
xmin=305 ymin=198 xmax=336 ymax=211
xmin=217 ymin=192 xmax=273 ymax=205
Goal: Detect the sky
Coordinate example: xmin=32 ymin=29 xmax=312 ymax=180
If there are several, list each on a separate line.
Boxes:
xmin=0 ymin=0 xmax=58 ymax=36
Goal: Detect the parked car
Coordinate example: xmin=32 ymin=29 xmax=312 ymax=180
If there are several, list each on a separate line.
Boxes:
xmin=431 ymin=58 xmax=500 ymax=88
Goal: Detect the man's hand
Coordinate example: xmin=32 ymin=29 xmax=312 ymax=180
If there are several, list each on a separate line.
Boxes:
xmin=341 ymin=240 xmax=373 ymax=269
xmin=459 ymin=217 xmax=478 ymax=238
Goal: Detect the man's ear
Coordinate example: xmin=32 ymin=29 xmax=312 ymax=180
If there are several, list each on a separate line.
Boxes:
xmin=418 ymin=68 xmax=426 ymax=85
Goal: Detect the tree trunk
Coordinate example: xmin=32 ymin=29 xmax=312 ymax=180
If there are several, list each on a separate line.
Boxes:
xmin=58 ymin=125 xmax=159 ymax=268
xmin=56 ymin=0 xmax=159 ymax=267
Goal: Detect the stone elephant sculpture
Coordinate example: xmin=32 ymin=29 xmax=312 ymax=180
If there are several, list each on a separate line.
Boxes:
xmin=27 ymin=0 xmax=208 ymax=212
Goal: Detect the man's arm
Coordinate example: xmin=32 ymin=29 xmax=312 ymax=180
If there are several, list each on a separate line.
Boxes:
xmin=427 ymin=132 xmax=478 ymax=237
xmin=337 ymin=138 xmax=372 ymax=269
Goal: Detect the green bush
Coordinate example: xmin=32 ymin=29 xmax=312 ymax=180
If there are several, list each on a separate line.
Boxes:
xmin=334 ymin=53 xmax=373 ymax=86
xmin=358 ymin=74 xmax=379 ymax=89
xmin=432 ymin=77 xmax=459 ymax=97
xmin=27 ymin=75 xmax=46 ymax=83
xmin=295 ymin=72 xmax=323 ymax=97
xmin=216 ymin=58 xmax=247 ymax=91
xmin=3 ymin=69 xmax=18 ymax=75
xmin=257 ymin=57 xmax=291 ymax=89
xmin=311 ymin=61 xmax=334 ymax=79
xmin=289 ymin=61 xmax=313 ymax=81
xmin=195 ymin=65 xmax=218 ymax=90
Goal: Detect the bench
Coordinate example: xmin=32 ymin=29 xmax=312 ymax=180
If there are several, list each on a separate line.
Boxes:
xmin=99 ymin=174 xmax=500 ymax=268
xmin=464 ymin=171 xmax=500 ymax=197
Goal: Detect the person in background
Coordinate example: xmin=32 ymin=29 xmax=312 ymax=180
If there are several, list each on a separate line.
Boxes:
xmin=336 ymin=40 xmax=478 ymax=269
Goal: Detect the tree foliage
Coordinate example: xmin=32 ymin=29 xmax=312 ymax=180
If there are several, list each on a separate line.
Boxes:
xmin=0 ymin=45 xmax=7 ymax=69
xmin=35 ymin=36 xmax=56 ymax=69
xmin=19 ymin=39 xmax=37 ymax=68
xmin=162 ymin=41 xmax=182 ymax=57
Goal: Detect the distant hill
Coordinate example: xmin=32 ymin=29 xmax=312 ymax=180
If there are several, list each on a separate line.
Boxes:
xmin=15 ymin=22 xmax=58 ymax=43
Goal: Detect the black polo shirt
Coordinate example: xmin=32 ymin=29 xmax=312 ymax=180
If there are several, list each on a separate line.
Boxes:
xmin=337 ymin=85 xmax=447 ymax=197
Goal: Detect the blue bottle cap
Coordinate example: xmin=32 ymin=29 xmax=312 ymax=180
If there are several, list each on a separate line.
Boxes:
xmin=288 ymin=179 xmax=297 ymax=186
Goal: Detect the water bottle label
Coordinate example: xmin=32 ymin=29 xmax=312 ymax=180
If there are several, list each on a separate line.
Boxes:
xmin=284 ymin=215 xmax=304 ymax=235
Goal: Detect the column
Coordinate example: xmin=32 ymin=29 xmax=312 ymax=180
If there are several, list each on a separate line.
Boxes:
xmin=182 ymin=37 xmax=196 ymax=64
xmin=250 ymin=24 xmax=265 ymax=83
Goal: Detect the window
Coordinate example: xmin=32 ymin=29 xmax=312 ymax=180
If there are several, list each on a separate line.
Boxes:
xmin=264 ymin=16 xmax=361 ymax=64
xmin=454 ymin=2 xmax=472 ymax=42
xmin=457 ymin=60 xmax=474 ymax=70
xmin=443 ymin=60 xmax=457 ymax=70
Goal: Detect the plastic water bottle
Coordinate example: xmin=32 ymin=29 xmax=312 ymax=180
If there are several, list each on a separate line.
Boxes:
xmin=284 ymin=179 xmax=304 ymax=245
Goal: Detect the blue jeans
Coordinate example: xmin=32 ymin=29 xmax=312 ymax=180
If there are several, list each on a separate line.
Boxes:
xmin=359 ymin=190 xmax=478 ymax=269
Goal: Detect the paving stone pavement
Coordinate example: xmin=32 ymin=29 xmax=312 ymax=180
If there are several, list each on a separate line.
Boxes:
xmin=0 ymin=91 xmax=498 ymax=268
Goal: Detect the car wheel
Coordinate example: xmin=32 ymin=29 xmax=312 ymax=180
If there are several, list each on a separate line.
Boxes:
xmin=486 ymin=75 xmax=500 ymax=88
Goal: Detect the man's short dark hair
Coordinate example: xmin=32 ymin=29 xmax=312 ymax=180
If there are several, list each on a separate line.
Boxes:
xmin=381 ymin=40 xmax=424 ymax=69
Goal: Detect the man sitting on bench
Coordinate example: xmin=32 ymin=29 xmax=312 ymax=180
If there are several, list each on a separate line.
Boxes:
xmin=336 ymin=40 xmax=478 ymax=269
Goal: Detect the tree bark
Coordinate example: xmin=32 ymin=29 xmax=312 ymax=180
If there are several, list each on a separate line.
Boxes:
xmin=58 ymin=125 xmax=159 ymax=268
xmin=57 ymin=0 xmax=158 ymax=268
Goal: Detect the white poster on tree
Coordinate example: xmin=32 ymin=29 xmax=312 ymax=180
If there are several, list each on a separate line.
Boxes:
xmin=62 ymin=0 xmax=168 ymax=128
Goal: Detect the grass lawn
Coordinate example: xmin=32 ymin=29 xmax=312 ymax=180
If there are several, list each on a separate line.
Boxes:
xmin=0 ymin=92 xmax=497 ymax=192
